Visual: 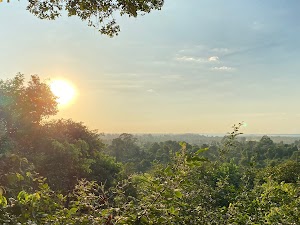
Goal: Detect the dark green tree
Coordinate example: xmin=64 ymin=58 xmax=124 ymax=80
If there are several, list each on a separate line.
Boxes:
xmin=25 ymin=119 xmax=122 ymax=192
xmin=110 ymin=133 xmax=139 ymax=162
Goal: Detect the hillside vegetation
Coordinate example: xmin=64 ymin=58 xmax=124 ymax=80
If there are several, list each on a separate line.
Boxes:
xmin=1 ymin=75 xmax=299 ymax=224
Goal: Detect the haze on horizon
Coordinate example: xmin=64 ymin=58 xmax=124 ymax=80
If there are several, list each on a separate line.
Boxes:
xmin=1 ymin=1 xmax=300 ymax=134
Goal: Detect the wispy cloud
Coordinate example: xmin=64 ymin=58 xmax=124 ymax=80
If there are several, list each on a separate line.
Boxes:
xmin=175 ymin=52 xmax=238 ymax=72
xmin=146 ymin=88 xmax=159 ymax=95
xmin=175 ymin=55 xmax=220 ymax=64
xmin=174 ymin=45 xmax=236 ymax=67
xmin=211 ymin=66 xmax=236 ymax=71
xmin=147 ymin=89 xmax=155 ymax=93
xmin=175 ymin=56 xmax=206 ymax=63
xmin=208 ymin=56 xmax=219 ymax=62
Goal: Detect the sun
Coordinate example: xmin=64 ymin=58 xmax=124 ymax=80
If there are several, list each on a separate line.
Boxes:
xmin=50 ymin=80 xmax=76 ymax=106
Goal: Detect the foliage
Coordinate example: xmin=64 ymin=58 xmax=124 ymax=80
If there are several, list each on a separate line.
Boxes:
xmin=0 ymin=153 xmax=42 ymax=198
xmin=0 ymin=75 xmax=122 ymax=193
xmin=1 ymin=75 xmax=300 ymax=224
xmin=0 ymin=74 xmax=57 ymax=152
xmin=108 ymin=143 xmax=221 ymax=224
xmin=25 ymin=120 xmax=123 ymax=192
xmin=226 ymin=179 xmax=300 ymax=224
xmin=0 ymin=179 xmax=114 ymax=224
xmin=3 ymin=0 xmax=164 ymax=37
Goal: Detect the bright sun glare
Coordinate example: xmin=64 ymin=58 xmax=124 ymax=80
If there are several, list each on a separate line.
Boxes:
xmin=50 ymin=80 xmax=76 ymax=106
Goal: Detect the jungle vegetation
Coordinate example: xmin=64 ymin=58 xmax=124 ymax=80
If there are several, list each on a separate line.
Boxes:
xmin=0 ymin=75 xmax=299 ymax=224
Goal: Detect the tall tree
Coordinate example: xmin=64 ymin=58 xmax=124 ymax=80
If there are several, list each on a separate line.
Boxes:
xmin=0 ymin=74 xmax=57 ymax=151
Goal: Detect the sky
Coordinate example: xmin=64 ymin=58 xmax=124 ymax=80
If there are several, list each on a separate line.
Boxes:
xmin=1 ymin=0 xmax=300 ymax=134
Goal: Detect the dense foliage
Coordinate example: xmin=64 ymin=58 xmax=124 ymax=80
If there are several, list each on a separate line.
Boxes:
xmin=0 ymin=75 xmax=299 ymax=224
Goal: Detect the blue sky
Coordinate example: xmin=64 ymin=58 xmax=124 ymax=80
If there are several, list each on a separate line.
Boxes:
xmin=1 ymin=0 xmax=300 ymax=134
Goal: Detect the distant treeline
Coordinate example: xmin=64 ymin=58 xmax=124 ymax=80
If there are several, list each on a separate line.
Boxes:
xmin=102 ymin=133 xmax=300 ymax=145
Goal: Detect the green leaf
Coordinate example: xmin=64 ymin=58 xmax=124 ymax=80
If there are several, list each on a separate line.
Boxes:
xmin=179 ymin=142 xmax=186 ymax=148
xmin=16 ymin=173 xmax=24 ymax=181
xmin=69 ymin=207 xmax=78 ymax=215
xmin=195 ymin=148 xmax=209 ymax=155
xmin=169 ymin=206 xmax=175 ymax=214
xmin=174 ymin=189 xmax=183 ymax=199
xmin=140 ymin=216 xmax=148 ymax=223
xmin=157 ymin=217 xmax=165 ymax=223
xmin=164 ymin=165 xmax=173 ymax=176
xmin=187 ymin=156 xmax=208 ymax=163
xmin=169 ymin=206 xmax=179 ymax=216
xmin=0 ymin=196 xmax=7 ymax=206
xmin=17 ymin=190 xmax=28 ymax=201
xmin=26 ymin=171 xmax=32 ymax=177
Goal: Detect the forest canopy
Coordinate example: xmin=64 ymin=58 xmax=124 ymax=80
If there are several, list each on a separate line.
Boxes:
xmin=0 ymin=74 xmax=300 ymax=224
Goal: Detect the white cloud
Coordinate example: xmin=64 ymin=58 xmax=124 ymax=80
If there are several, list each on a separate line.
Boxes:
xmin=175 ymin=56 xmax=206 ymax=63
xmin=211 ymin=66 xmax=235 ymax=71
xmin=176 ymin=55 xmax=220 ymax=64
xmin=208 ymin=56 xmax=219 ymax=62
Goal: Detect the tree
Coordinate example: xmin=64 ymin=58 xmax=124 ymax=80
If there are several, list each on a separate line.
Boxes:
xmin=20 ymin=119 xmax=122 ymax=192
xmin=4 ymin=0 xmax=164 ymax=37
xmin=110 ymin=133 xmax=139 ymax=162
xmin=41 ymin=119 xmax=104 ymax=153
xmin=0 ymin=74 xmax=57 ymax=151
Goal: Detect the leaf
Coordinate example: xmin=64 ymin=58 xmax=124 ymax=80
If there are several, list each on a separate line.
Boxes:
xmin=179 ymin=141 xmax=186 ymax=148
xmin=157 ymin=217 xmax=165 ymax=223
xmin=174 ymin=189 xmax=183 ymax=199
xmin=17 ymin=190 xmax=29 ymax=202
xmin=26 ymin=171 xmax=32 ymax=177
xmin=140 ymin=216 xmax=148 ymax=223
xmin=16 ymin=173 xmax=24 ymax=181
xmin=187 ymin=156 xmax=208 ymax=164
xmin=0 ymin=196 xmax=7 ymax=206
xmin=195 ymin=148 xmax=209 ymax=155
xmin=164 ymin=165 xmax=173 ymax=176
xmin=69 ymin=207 xmax=78 ymax=215
xmin=169 ymin=206 xmax=179 ymax=216
xmin=34 ymin=193 xmax=41 ymax=200
xmin=169 ymin=206 xmax=175 ymax=214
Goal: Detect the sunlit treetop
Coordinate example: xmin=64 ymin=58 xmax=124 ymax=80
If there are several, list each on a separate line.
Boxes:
xmin=3 ymin=0 xmax=164 ymax=37
xmin=0 ymin=74 xmax=58 ymax=139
